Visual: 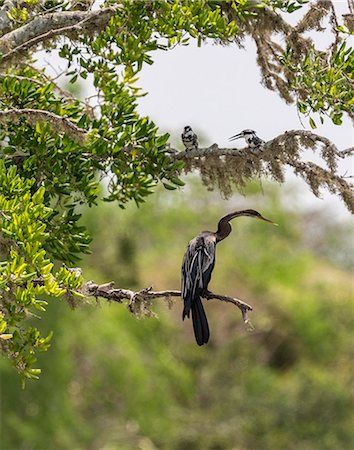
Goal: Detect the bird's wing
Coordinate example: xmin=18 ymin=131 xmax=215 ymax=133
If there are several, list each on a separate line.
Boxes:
xmin=181 ymin=235 xmax=216 ymax=299
xmin=254 ymin=135 xmax=264 ymax=146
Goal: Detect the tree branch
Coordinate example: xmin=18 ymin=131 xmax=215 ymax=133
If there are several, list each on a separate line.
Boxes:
xmin=83 ymin=281 xmax=253 ymax=324
xmin=172 ymin=130 xmax=350 ymax=162
xmin=0 ymin=6 xmax=121 ymax=65
xmin=170 ymin=130 xmax=354 ymax=213
xmin=0 ymin=108 xmax=87 ymax=144
xmin=0 ymin=0 xmax=20 ymax=35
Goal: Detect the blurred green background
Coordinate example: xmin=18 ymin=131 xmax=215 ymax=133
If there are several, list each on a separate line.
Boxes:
xmin=1 ymin=178 xmax=353 ymax=450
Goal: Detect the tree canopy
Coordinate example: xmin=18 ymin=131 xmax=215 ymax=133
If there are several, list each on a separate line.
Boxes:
xmin=0 ymin=0 xmax=353 ymax=381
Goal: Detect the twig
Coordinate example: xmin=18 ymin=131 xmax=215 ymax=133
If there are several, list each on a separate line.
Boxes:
xmin=0 ymin=108 xmax=87 ymax=144
xmin=0 ymin=72 xmax=43 ymax=85
xmin=339 ymin=147 xmax=354 ymax=157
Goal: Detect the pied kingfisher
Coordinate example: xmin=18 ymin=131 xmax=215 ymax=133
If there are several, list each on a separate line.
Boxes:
xmin=229 ymin=129 xmax=265 ymax=148
xmin=181 ymin=126 xmax=198 ymax=151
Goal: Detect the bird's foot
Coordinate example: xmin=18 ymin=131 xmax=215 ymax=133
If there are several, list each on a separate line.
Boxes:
xmin=201 ymin=289 xmax=212 ymax=299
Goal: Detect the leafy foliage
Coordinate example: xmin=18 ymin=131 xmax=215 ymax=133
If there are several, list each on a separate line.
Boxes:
xmin=275 ymin=0 xmax=309 ymax=12
xmin=0 ymin=0 xmax=352 ymax=378
xmin=281 ymin=41 xmax=354 ymax=127
xmin=0 ymin=163 xmax=83 ymax=381
xmin=1 ymin=183 xmax=353 ymax=449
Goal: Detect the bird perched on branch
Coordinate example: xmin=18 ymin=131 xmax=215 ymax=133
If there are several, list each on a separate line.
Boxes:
xmin=181 ymin=210 xmax=275 ymax=346
xmin=181 ymin=125 xmax=198 ymax=150
xmin=229 ymin=129 xmax=265 ymax=148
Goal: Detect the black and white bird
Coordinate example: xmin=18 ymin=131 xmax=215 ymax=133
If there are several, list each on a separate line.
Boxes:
xmin=181 ymin=126 xmax=198 ymax=151
xmin=229 ymin=129 xmax=265 ymax=148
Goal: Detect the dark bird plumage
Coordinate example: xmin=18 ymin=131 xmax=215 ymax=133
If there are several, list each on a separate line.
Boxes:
xmin=229 ymin=129 xmax=265 ymax=148
xmin=181 ymin=209 xmax=275 ymax=346
xmin=181 ymin=125 xmax=198 ymax=150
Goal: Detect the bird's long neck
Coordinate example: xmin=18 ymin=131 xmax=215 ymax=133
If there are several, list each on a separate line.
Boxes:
xmin=215 ymin=220 xmax=232 ymax=242
xmin=215 ymin=210 xmax=257 ymax=242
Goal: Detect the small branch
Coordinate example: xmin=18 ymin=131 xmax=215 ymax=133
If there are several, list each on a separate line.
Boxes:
xmin=0 ymin=72 xmax=44 ymax=85
xmin=328 ymin=0 xmax=340 ymax=56
xmin=0 ymin=108 xmax=87 ymax=144
xmin=339 ymin=147 xmax=354 ymax=157
xmin=83 ymin=281 xmax=253 ymax=323
xmin=203 ymin=291 xmax=253 ymax=324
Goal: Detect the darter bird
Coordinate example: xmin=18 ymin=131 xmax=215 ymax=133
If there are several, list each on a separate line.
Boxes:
xmin=181 ymin=209 xmax=275 ymax=345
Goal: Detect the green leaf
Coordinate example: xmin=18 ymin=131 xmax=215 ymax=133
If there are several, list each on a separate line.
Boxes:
xmin=163 ymin=183 xmax=177 ymax=191
xmin=309 ymin=117 xmax=317 ymax=129
xmin=170 ymin=176 xmax=185 ymax=187
xmin=32 ymin=186 xmax=45 ymax=205
xmin=332 ymin=114 xmax=343 ymax=125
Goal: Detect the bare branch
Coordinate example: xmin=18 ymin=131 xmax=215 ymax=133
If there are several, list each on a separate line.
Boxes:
xmin=0 ymin=6 xmax=121 ymax=65
xmin=0 ymin=108 xmax=87 ymax=144
xmin=83 ymin=281 xmax=253 ymax=323
xmin=339 ymin=147 xmax=354 ymax=157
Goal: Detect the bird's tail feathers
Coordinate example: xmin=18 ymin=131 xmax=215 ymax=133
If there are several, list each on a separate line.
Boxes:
xmin=182 ymin=300 xmax=191 ymax=320
xmin=191 ymin=295 xmax=210 ymax=346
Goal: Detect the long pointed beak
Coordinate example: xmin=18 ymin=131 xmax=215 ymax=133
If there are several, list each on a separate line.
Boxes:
xmin=259 ymin=215 xmax=278 ymax=226
xmin=228 ymin=133 xmax=243 ymax=141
